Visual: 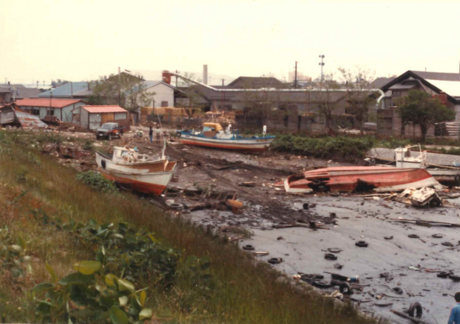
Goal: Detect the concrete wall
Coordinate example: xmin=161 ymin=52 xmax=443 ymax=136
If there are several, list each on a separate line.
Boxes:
xmin=145 ymin=83 xmax=174 ymax=108
xmin=377 ymin=107 xmax=435 ymax=138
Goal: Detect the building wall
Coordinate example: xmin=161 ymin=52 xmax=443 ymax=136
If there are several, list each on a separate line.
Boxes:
xmin=376 ymin=107 xmax=435 ymax=138
xmin=18 ymin=102 xmax=85 ymax=123
xmin=114 ymin=112 xmax=127 ymax=120
xmin=89 ymin=113 xmax=102 ymax=130
xmin=145 ymin=84 xmax=174 ymax=108
xmin=81 ymin=109 xmax=89 ymax=129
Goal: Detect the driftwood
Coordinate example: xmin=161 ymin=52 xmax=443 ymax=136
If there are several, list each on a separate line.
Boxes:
xmin=389 ymin=218 xmax=460 ymax=228
xmin=390 ymin=309 xmax=429 ymax=324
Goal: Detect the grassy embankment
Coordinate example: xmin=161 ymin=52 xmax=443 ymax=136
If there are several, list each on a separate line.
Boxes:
xmin=0 ymin=130 xmax=387 ymax=324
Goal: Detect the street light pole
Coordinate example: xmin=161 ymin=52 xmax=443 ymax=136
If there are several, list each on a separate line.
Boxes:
xmin=318 ymin=55 xmax=325 ymax=82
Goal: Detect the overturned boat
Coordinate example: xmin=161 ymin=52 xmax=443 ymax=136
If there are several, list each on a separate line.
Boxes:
xmin=177 ymin=123 xmax=275 ymax=152
xmin=95 ymin=146 xmax=177 ymax=195
xmin=284 ymin=166 xmax=440 ymax=194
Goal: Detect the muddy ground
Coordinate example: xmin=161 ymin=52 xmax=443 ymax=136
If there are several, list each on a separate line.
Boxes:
xmin=24 ymin=126 xmax=460 ymax=323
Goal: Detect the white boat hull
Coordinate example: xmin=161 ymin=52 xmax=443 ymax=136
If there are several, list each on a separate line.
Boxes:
xmin=180 ymin=134 xmax=274 ymax=152
xmin=95 ymin=152 xmax=177 ymax=195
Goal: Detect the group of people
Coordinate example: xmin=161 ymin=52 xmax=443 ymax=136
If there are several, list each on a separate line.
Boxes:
xmin=148 ymin=126 xmax=169 ymax=143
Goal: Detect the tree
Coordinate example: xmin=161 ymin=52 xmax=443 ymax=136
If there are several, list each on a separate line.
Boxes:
xmin=315 ymin=73 xmax=342 ymax=132
xmin=51 ymin=79 xmax=69 ymax=88
xmin=338 ymin=67 xmax=377 ymax=135
xmin=89 ymin=73 xmax=155 ymax=111
xmin=396 ymin=90 xmax=455 ymax=142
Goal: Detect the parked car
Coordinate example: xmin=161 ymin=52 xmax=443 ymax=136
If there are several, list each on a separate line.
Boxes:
xmin=96 ymin=122 xmax=125 ymax=140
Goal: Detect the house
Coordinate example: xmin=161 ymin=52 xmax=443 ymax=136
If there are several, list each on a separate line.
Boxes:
xmin=15 ymin=98 xmax=85 ymax=123
xmin=72 ymin=105 xmax=129 ymax=130
xmin=0 ymin=83 xmax=41 ymax=105
xmin=376 ymin=70 xmax=460 ymax=137
xmin=39 ymin=82 xmax=93 ymax=100
xmin=140 ymin=81 xmax=184 ymax=108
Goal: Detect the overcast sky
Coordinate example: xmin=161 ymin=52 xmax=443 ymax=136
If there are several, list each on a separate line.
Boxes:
xmin=1 ymin=0 xmax=460 ymax=85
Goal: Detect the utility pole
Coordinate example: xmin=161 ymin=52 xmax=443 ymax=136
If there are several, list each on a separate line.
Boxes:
xmin=219 ymin=79 xmax=225 ymax=112
xmin=319 ymin=55 xmax=325 ymax=82
xmin=36 ymin=81 xmax=39 ymax=88
xmin=294 ymin=61 xmax=298 ymax=89
xmin=70 ymin=82 xmax=74 ymax=99
xmin=118 ymin=67 xmax=121 ymax=106
xmin=175 ymin=70 xmax=179 ymax=87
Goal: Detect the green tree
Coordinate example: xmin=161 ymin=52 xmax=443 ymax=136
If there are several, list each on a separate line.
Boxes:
xmin=338 ymin=66 xmax=377 ymax=135
xmin=89 ymin=73 xmax=155 ymax=111
xmin=397 ymin=90 xmax=455 ymax=142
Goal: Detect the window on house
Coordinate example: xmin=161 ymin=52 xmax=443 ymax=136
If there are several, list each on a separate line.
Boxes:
xmin=161 ymin=101 xmax=168 ymax=107
xmin=47 ymin=109 xmax=54 ymax=116
xmin=32 ymin=108 xmax=40 ymax=116
xmin=392 ymin=91 xmax=400 ymax=98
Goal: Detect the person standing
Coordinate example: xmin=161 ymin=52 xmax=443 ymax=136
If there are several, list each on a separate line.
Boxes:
xmin=448 ymin=293 xmax=460 ymax=324
xmin=149 ymin=126 xmax=153 ymax=143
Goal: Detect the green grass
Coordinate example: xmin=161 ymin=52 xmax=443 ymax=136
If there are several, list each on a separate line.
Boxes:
xmin=271 ymin=134 xmax=411 ymax=162
xmin=0 ymin=130 xmax=387 ymax=324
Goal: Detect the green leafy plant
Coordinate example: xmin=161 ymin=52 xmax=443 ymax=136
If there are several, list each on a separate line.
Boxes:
xmin=0 ymin=227 xmax=32 ymax=280
xmin=76 ymin=171 xmax=118 ymax=194
xmin=32 ymin=261 xmax=154 ymax=324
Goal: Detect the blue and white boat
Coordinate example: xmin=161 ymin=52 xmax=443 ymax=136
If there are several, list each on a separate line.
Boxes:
xmin=177 ymin=122 xmax=275 ymax=152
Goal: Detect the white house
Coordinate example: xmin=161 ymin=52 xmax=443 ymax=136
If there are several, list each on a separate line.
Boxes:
xmin=142 ymin=81 xmax=177 ymax=108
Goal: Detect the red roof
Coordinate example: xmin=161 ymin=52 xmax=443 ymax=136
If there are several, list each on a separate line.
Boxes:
xmin=15 ymin=98 xmax=82 ymax=109
xmin=82 ymin=105 xmax=127 ymax=114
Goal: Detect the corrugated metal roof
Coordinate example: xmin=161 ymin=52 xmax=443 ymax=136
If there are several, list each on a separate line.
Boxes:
xmin=15 ymin=111 xmax=48 ymax=128
xmin=82 ymin=105 xmax=127 ymax=113
xmin=39 ymin=82 xmax=91 ymax=98
xmin=16 ymin=98 xmax=82 ymax=108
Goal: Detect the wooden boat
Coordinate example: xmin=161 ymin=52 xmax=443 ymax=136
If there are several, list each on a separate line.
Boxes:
xmin=95 ymin=146 xmax=177 ymax=195
xmin=177 ymin=122 xmax=275 ymax=152
xmin=284 ymin=166 xmax=440 ymax=194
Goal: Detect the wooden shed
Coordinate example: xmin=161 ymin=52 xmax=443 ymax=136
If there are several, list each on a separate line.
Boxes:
xmin=75 ymin=105 xmax=129 ymax=130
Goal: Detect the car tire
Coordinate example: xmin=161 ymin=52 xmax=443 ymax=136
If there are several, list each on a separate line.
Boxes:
xmin=407 ymin=302 xmax=422 ymax=318
xmin=312 ymin=280 xmax=332 ymax=289
xmin=340 ymin=282 xmax=353 ymax=295
xmin=355 ymin=241 xmax=368 ymax=248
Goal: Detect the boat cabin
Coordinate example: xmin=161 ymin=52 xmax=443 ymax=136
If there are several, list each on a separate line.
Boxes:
xmin=112 ymin=146 xmax=150 ymax=164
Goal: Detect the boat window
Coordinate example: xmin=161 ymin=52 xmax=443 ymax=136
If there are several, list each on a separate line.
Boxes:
xmin=203 ymin=126 xmax=215 ymax=132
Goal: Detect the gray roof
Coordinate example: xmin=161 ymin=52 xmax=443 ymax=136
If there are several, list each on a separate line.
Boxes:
xmin=16 ymin=87 xmax=40 ymax=99
xmin=227 ymin=76 xmax=284 ymax=89
xmin=411 ymin=71 xmax=460 ymax=82
xmin=39 ymin=82 xmax=91 ymax=98
xmin=371 ymin=77 xmax=396 ymax=89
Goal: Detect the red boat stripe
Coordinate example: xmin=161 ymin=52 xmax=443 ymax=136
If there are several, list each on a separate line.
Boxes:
xmin=181 ymin=140 xmax=267 ymax=151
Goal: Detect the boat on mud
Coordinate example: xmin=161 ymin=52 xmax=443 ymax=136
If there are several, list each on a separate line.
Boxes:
xmin=95 ymin=146 xmax=177 ymax=195
xmin=284 ymin=166 xmax=440 ymax=194
xmin=177 ymin=122 xmax=275 ymax=152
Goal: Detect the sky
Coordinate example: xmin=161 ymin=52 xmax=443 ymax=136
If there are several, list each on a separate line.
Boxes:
xmin=2 ymin=0 xmax=460 ymax=86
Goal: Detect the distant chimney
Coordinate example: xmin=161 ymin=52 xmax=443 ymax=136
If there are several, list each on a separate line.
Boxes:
xmin=162 ymin=70 xmax=172 ymax=85
xmin=203 ymin=65 xmax=208 ymax=85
